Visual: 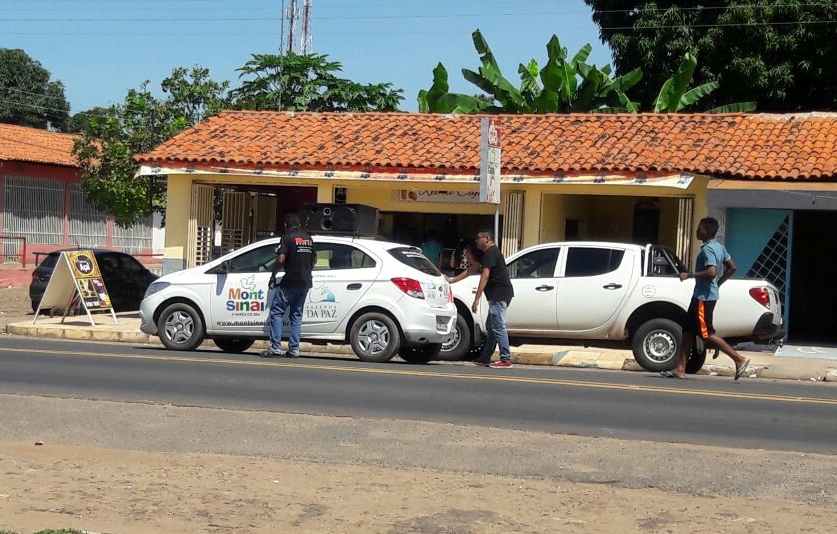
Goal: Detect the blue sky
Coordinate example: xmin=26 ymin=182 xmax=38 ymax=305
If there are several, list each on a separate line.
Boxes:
xmin=0 ymin=0 xmax=613 ymax=114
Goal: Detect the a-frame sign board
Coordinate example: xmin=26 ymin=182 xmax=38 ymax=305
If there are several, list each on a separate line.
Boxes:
xmin=33 ymin=250 xmax=118 ymax=326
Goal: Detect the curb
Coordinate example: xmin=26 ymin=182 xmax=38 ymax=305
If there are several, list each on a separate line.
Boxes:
xmin=5 ymin=322 xmax=836 ymax=382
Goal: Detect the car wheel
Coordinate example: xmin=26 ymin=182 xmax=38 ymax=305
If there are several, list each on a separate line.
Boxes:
xmin=398 ymin=343 xmax=442 ymax=364
xmin=632 ymin=318 xmax=682 ymax=372
xmin=686 ymin=338 xmax=707 ymax=374
xmin=350 ymin=312 xmax=400 ymax=363
xmin=213 ymin=338 xmax=254 ymax=353
xmin=157 ymin=302 xmax=205 ymax=351
xmin=438 ymin=314 xmax=471 ymax=361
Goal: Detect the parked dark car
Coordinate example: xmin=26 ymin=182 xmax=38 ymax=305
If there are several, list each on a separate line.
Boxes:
xmin=30 ymin=249 xmax=158 ymax=313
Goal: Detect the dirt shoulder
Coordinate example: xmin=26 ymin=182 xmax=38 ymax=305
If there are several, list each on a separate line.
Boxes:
xmin=1 ymin=394 xmax=836 ymax=534
xmin=0 ymin=286 xmax=34 ymax=332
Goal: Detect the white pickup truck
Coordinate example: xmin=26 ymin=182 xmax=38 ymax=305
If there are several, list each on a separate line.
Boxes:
xmin=444 ymin=241 xmax=783 ymax=373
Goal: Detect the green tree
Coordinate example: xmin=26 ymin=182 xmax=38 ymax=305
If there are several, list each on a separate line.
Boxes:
xmin=66 ymin=106 xmax=111 ymax=134
xmin=72 ymin=67 xmax=229 ymax=226
xmin=229 ymin=52 xmax=403 ymax=111
xmin=0 ymin=48 xmax=70 ymax=130
xmin=585 ymin=0 xmax=837 ymax=111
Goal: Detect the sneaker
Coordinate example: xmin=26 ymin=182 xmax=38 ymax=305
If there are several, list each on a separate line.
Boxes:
xmin=471 ymin=357 xmax=490 ymax=367
xmin=283 ymin=351 xmax=300 ymax=359
xmin=259 ymin=349 xmax=282 ymax=358
xmin=489 ymin=359 xmax=514 ymax=369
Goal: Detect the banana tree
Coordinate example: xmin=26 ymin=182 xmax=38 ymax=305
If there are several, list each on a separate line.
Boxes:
xmin=418 ymin=29 xmax=640 ymax=114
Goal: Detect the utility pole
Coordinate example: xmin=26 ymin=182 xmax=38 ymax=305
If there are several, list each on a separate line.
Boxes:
xmin=300 ymin=0 xmax=312 ymax=55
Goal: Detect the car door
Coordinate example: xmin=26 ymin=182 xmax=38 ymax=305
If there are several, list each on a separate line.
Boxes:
xmin=505 ymin=246 xmax=562 ymax=333
xmin=209 ymin=242 xmax=278 ymax=334
xmin=304 ymin=240 xmax=381 ymax=334
xmin=554 ymin=246 xmax=634 ymax=332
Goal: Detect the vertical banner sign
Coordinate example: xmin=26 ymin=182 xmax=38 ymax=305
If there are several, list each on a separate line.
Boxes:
xmin=480 ymin=118 xmax=501 ymax=204
xmin=33 ymin=250 xmax=118 ymax=326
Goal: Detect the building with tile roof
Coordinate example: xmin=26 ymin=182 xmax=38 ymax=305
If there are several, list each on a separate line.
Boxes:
xmin=137 ymin=111 xmax=837 ymax=344
xmin=0 ymin=123 xmax=157 ymax=279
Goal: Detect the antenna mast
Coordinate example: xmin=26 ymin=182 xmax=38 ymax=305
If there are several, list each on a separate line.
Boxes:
xmin=300 ymin=0 xmax=312 ymax=55
xmin=286 ymin=0 xmax=298 ymax=54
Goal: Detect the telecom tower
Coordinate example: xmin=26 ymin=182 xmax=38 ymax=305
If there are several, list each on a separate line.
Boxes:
xmin=283 ymin=0 xmax=312 ymax=54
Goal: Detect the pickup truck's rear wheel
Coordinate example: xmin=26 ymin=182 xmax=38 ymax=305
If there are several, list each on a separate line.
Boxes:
xmin=632 ymin=318 xmax=681 ymax=372
xmin=686 ymin=338 xmax=707 ymax=374
xmin=439 ymin=314 xmax=471 ymax=361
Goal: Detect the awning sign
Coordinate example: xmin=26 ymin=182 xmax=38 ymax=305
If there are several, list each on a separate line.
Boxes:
xmin=33 ymin=250 xmax=118 ymax=326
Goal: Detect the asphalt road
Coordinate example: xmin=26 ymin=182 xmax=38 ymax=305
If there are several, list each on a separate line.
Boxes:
xmin=1 ymin=336 xmax=837 ymax=453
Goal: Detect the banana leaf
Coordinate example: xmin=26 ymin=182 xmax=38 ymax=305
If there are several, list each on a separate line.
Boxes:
xmin=678 ymin=81 xmax=719 ymax=111
xmin=471 ymin=29 xmax=499 ymax=70
xmin=707 ymin=101 xmax=757 ymax=113
xmin=518 ymin=60 xmax=541 ymax=94
xmin=654 ymin=52 xmax=697 ymax=112
xmin=417 ymin=63 xmax=452 ymax=113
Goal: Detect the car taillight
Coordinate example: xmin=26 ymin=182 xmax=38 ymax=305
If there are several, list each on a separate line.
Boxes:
xmin=447 ymin=285 xmax=453 ymax=303
xmin=391 ymin=277 xmax=425 ymax=299
xmin=749 ymin=287 xmax=770 ymax=308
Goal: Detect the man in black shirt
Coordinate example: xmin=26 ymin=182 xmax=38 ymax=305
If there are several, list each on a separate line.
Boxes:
xmin=261 ymin=213 xmax=316 ymax=358
xmin=472 ymin=230 xmax=515 ymax=368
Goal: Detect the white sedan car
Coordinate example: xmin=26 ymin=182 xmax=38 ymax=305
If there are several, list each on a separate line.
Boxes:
xmin=140 ymin=235 xmax=456 ymax=364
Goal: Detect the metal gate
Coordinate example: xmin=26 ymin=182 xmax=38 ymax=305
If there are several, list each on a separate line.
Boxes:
xmin=501 ymin=190 xmax=524 ymax=257
xmin=675 ymin=197 xmax=694 ymax=266
xmin=187 ymin=183 xmax=214 ymax=267
xmin=221 ymin=191 xmax=246 ymax=254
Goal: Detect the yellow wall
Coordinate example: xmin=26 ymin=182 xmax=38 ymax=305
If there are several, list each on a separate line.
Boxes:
xmin=162 ymin=173 xmax=711 ymax=267
xmin=164 ymin=175 xmax=194 ymax=261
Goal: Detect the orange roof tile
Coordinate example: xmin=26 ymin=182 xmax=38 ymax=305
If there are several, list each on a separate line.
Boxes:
xmin=0 ymin=122 xmax=77 ymax=167
xmin=137 ymin=111 xmax=837 ymax=181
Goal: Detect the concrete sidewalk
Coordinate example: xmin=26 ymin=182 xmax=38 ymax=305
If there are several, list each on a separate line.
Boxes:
xmin=5 ymin=313 xmax=837 ymax=382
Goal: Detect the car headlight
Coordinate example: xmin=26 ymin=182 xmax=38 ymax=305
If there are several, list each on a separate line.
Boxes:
xmin=143 ymin=281 xmax=170 ymax=299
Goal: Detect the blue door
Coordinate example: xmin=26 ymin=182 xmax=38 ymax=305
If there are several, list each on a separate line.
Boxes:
xmin=725 ymin=209 xmax=792 ymax=330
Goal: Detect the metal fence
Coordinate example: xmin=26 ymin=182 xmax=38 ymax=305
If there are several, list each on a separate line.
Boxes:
xmin=2 ymin=176 xmax=153 ymax=257
xmin=69 ymin=182 xmax=107 ymax=248
xmin=113 ymin=214 xmax=153 ymax=254
xmin=2 ymin=175 xmax=64 ymax=246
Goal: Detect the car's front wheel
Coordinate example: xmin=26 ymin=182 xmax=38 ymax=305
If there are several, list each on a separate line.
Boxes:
xmin=632 ymin=318 xmax=681 ymax=372
xmin=157 ymin=302 xmax=205 ymax=351
xmin=350 ymin=312 xmax=400 ymax=363
xmin=213 ymin=338 xmax=254 ymax=353
xmin=399 ymin=343 xmax=442 ymax=364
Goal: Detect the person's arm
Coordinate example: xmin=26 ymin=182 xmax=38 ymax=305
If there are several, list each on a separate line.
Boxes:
xmin=269 ymin=243 xmax=287 ymax=287
xmin=718 ymin=257 xmax=737 ymax=286
xmin=472 ymin=266 xmax=490 ymax=312
xmin=680 ymin=264 xmax=717 ymax=281
xmin=445 ymin=262 xmax=479 ymax=284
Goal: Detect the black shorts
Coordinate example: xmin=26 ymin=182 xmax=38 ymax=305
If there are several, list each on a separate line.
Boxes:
xmin=683 ymin=298 xmax=716 ymax=339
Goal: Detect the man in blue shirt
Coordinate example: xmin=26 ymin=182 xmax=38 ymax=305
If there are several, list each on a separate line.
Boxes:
xmin=668 ymin=217 xmax=750 ymax=379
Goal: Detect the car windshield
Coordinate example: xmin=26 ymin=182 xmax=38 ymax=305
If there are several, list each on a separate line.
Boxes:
xmin=388 ymin=247 xmax=441 ymax=276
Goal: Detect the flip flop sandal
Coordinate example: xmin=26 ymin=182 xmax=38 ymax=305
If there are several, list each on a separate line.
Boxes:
xmin=734 ymin=361 xmax=750 ymax=380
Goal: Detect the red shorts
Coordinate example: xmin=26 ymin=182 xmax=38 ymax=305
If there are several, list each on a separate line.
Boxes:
xmin=683 ymin=298 xmax=716 ymax=340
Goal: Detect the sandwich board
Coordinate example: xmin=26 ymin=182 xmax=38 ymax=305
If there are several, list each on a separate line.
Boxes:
xmin=33 ymin=250 xmax=118 ymax=326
